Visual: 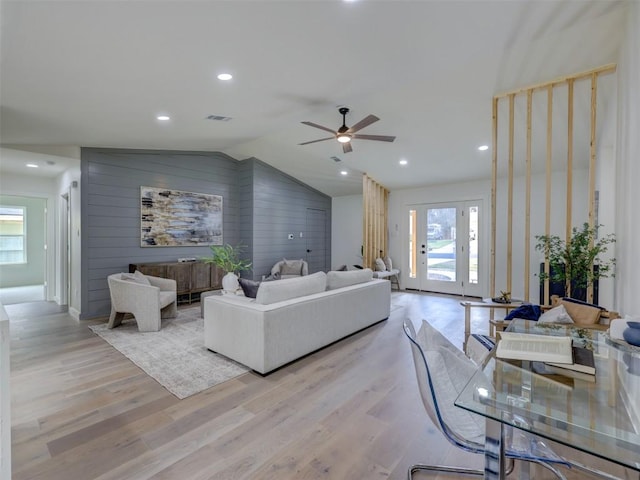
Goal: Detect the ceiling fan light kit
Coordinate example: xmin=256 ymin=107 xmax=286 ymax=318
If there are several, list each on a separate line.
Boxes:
xmin=299 ymin=107 xmax=395 ymax=153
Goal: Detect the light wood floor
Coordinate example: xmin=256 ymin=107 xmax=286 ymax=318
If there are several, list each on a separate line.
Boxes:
xmin=8 ymin=291 xmax=635 ymax=479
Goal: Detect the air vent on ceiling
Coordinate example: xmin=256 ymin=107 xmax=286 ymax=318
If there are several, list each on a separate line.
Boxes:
xmin=330 ymin=156 xmax=342 ymax=163
xmin=206 ymin=114 xmax=232 ymax=122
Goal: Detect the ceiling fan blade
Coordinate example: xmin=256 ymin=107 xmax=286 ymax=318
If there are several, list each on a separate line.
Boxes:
xmin=298 ymin=137 xmax=334 ymax=145
xmin=301 ymin=121 xmax=337 ymax=134
xmin=352 ymin=134 xmax=396 ymax=142
xmin=348 ymin=114 xmax=379 ymax=133
xmin=342 ymin=142 xmax=353 ymax=154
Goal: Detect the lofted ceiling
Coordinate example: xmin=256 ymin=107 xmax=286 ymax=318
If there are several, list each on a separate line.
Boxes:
xmin=0 ymin=0 xmax=628 ymax=196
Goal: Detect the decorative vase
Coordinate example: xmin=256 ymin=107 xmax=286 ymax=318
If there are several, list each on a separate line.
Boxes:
xmin=222 ymin=272 xmax=239 ymax=293
xmin=622 ymin=323 xmax=640 ymax=347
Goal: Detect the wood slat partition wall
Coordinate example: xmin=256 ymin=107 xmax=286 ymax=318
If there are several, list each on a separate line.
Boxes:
xmin=491 ymin=64 xmax=616 ymax=305
xmin=362 ymin=174 xmax=389 ymax=270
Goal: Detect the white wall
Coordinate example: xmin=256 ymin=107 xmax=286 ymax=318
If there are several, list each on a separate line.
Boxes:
xmin=331 ymin=195 xmax=363 ymax=269
xmin=614 ymin=0 xmax=640 ymax=425
xmin=388 ymin=179 xmax=491 ymax=294
xmin=615 ymin=0 xmax=640 ymax=317
xmin=0 ymin=304 xmax=10 ymax=480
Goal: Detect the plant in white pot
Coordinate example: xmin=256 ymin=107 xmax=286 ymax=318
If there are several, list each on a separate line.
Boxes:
xmin=202 ymin=243 xmax=252 ymax=293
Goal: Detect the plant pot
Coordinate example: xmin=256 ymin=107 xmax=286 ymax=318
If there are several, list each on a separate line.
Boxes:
xmin=222 ymin=272 xmax=240 ymax=293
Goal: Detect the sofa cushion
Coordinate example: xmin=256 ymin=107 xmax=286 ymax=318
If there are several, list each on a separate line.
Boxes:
xmin=238 ymin=278 xmax=261 ymax=298
xmin=256 ymin=271 xmax=327 ymax=305
xmin=327 ymin=268 xmax=373 ymax=290
xmin=559 ymin=297 xmax=602 ymax=325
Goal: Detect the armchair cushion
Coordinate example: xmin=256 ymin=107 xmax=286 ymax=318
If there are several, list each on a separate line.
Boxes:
xmin=281 ymin=258 xmax=305 ymax=276
xmin=121 ymin=270 xmax=151 ymax=285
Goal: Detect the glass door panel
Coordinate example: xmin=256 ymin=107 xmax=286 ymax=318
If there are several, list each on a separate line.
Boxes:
xmin=406 ymin=201 xmax=482 ymax=296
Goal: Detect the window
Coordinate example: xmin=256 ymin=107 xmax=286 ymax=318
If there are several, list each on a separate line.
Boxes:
xmin=0 ymin=206 xmax=26 ymax=264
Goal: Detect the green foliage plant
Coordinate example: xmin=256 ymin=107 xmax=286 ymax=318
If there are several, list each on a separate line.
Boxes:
xmin=202 ymin=243 xmax=252 ymax=274
xmin=535 ymin=223 xmax=616 ymax=297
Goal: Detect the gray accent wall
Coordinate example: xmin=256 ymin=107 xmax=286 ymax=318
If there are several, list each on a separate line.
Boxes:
xmin=80 ymin=149 xmax=331 ymax=319
xmin=247 ymin=158 xmax=331 ymax=279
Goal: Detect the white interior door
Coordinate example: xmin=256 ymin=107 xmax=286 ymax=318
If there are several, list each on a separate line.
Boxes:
xmin=406 ymin=201 xmax=482 ymax=297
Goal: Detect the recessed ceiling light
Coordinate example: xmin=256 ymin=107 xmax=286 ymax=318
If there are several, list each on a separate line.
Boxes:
xmin=399 ymin=159 xmax=408 ymax=165
xmin=157 ymin=115 xmax=170 ymax=121
xmin=217 ymin=73 xmax=233 ymax=81
xmin=340 ymin=170 xmax=348 ymax=176
xmin=26 ymin=163 xmax=39 ymax=168
xmin=478 ymin=145 xmax=489 ymax=151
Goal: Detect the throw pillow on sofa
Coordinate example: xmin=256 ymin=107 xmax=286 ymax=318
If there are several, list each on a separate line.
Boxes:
xmin=238 ymin=278 xmax=261 ymax=298
xmin=558 ymin=297 xmax=603 ymax=325
xmin=538 ymin=304 xmax=573 ymax=324
xmin=383 ymin=256 xmax=393 ymax=271
xmin=504 ymin=303 xmax=541 ymax=321
xmin=375 ymin=258 xmax=387 ymax=272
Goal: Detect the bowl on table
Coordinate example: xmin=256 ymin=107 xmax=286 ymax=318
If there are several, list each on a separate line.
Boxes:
xmin=623 ymin=323 xmax=640 ymax=346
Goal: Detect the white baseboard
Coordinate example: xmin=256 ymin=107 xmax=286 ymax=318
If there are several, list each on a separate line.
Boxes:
xmin=69 ymin=307 xmax=80 ymax=321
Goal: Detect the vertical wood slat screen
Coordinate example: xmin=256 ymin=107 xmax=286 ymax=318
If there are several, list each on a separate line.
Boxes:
xmin=362 ymin=174 xmax=389 ymax=270
xmin=491 ymin=64 xmax=616 ymax=305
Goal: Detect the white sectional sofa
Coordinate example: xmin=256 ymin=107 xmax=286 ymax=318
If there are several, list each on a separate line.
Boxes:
xmin=203 ymin=269 xmax=391 ymax=374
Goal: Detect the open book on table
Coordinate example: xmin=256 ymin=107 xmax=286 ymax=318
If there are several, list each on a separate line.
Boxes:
xmin=496 ymin=332 xmax=573 ymax=364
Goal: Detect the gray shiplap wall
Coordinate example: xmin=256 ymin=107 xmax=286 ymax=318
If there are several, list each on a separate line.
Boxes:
xmin=250 ymin=159 xmax=331 ymax=279
xmin=81 ymin=149 xmax=331 ymax=319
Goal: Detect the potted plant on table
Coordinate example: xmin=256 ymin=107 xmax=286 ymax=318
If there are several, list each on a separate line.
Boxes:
xmin=202 ymin=243 xmax=252 ymax=293
xmin=535 ymin=223 xmax=615 ymax=303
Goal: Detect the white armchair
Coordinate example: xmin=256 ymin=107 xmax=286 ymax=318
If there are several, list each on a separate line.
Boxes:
xmin=107 ymin=272 xmax=177 ymax=332
xmin=267 ymin=258 xmax=309 ymax=280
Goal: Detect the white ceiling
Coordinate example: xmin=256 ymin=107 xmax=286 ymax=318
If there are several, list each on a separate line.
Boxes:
xmin=0 ymin=0 xmax=627 ymax=196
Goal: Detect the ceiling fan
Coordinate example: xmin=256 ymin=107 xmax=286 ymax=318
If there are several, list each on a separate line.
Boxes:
xmin=298 ymin=107 xmax=396 ymax=153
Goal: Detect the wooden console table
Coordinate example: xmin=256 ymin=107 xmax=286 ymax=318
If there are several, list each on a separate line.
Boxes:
xmin=130 ymin=261 xmax=223 ymax=304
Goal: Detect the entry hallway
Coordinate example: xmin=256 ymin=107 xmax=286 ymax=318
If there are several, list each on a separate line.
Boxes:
xmin=7 ymin=292 xmax=634 ymax=479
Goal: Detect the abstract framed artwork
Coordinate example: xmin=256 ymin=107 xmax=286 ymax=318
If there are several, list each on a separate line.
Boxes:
xmin=140 ymin=186 xmax=223 ymax=247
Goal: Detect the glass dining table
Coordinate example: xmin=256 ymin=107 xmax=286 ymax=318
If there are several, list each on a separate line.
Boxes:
xmin=455 ymin=319 xmax=640 ymax=480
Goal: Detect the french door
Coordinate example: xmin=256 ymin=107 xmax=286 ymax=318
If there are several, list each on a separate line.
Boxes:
xmin=406 ymin=201 xmax=482 ymax=297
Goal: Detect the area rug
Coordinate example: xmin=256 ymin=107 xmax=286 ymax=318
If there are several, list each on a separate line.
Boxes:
xmin=89 ymin=307 xmax=249 ymax=399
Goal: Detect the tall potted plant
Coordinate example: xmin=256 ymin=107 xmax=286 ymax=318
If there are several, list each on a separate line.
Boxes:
xmin=202 ymin=243 xmax=252 ymax=293
xmin=535 ymin=223 xmax=615 ymax=302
